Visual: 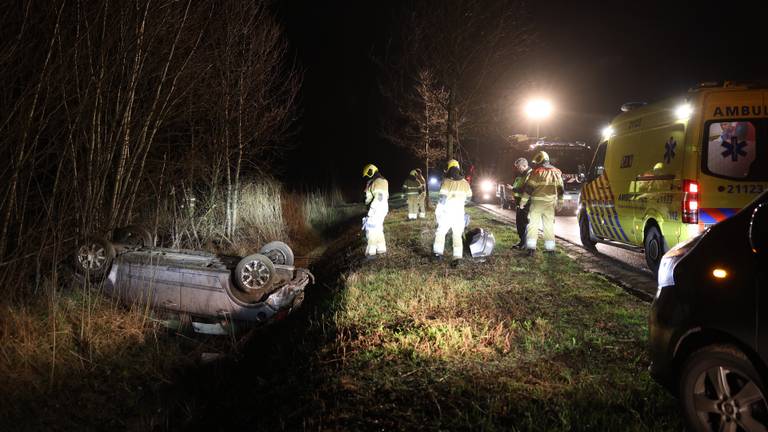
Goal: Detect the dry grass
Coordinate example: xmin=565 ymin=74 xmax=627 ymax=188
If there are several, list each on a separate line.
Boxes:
xmin=0 ymin=181 xmax=356 ymax=431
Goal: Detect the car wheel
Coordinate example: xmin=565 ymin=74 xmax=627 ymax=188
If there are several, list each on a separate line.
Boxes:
xmin=113 ymin=225 xmax=153 ymax=248
xmin=234 ymin=253 xmax=276 ymax=297
xmin=259 ymin=241 xmax=295 ymax=266
xmin=680 ymin=345 xmax=768 ymax=432
xmin=578 ymin=210 xmax=597 ymax=251
xmin=644 ymin=225 xmax=667 ymax=273
xmin=74 ymin=236 xmax=116 ymax=281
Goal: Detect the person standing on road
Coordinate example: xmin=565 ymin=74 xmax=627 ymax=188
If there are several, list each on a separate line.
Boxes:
xmin=362 ymin=164 xmax=389 ymax=259
xmin=511 ymin=158 xmax=532 ymax=249
xmin=402 ymin=170 xmax=424 ymax=220
xmin=518 ymin=151 xmax=564 ymax=256
xmin=414 ymin=168 xmax=427 ymax=218
xmin=433 ymin=159 xmax=472 ymax=262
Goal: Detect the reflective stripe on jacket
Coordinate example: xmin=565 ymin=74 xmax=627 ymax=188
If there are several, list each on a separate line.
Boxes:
xmin=365 ymin=177 xmax=389 ymax=205
xmin=521 ymin=164 xmax=564 ymax=205
xmin=402 ymin=177 xmax=423 ymax=195
xmin=437 ymin=178 xmax=472 ymax=215
xmin=511 ymin=168 xmax=532 ymax=199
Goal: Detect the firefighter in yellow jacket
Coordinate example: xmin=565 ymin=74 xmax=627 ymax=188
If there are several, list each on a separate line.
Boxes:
xmin=433 ymin=159 xmax=472 ymax=261
xmin=518 ymin=151 xmax=564 ymax=256
xmin=402 ymin=170 xmax=425 ymax=220
xmin=362 ymin=164 xmax=389 ymax=259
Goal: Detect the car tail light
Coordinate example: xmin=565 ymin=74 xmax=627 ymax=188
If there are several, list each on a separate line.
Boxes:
xmin=682 ymin=179 xmax=699 ymax=224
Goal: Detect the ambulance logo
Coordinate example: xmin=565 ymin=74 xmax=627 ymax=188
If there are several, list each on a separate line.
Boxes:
xmin=707 ymin=122 xmax=756 ymax=178
xmin=664 ymin=137 xmax=676 ymax=164
xmin=721 ymin=136 xmax=748 ymax=162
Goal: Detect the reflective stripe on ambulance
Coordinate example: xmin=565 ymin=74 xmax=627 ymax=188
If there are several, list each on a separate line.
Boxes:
xmin=583 ymin=173 xmax=630 ymax=242
xmin=699 ymin=208 xmax=739 ymax=226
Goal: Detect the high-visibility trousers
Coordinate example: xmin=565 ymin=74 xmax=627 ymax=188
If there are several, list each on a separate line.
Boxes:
xmin=526 ymin=200 xmax=556 ymax=251
xmin=406 ymin=194 xmax=420 ymax=219
xmin=365 ymin=205 xmax=388 ymax=256
xmin=433 ymin=214 xmax=465 ymax=258
xmin=416 ymin=192 xmax=426 ymax=218
xmin=366 ymin=226 xmax=387 ymax=256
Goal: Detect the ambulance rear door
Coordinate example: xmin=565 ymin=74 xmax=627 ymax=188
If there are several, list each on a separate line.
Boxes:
xmin=698 ymin=90 xmax=768 ymax=229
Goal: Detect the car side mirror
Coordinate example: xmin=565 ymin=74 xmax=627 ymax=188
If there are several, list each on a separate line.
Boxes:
xmin=750 ymin=203 xmax=768 ymax=256
xmin=577 ymin=173 xmax=586 ymax=183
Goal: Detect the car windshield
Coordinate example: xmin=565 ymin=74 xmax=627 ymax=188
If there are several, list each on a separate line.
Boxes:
xmin=703 ymin=119 xmax=768 ymax=181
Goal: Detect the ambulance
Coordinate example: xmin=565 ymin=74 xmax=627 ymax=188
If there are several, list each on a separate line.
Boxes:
xmin=578 ymin=82 xmax=768 ymax=273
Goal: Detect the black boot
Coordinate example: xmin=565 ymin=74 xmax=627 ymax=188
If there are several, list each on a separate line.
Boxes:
xmin=526 ymin=248 xmax=535 ymax=257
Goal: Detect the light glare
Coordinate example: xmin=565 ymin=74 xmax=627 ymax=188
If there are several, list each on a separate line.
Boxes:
xmin=601 ymin=125 xmax=615 ymax=140
xmin=429 ymin=177 xmax=438 ymax=185
xmin=480 ymin=180 xmax=494 ymax=192
xmin=525 ymin=99 xmax=553 ymax=120
xmin=676 ymin=103 xmax=693 ymax=121
xmin=712 ymin=268 xmax=727 ymax=279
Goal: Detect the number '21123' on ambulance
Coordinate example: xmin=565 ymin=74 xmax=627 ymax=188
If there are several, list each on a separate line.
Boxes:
xmin=578 ymin=82 xmax=768 ymax=273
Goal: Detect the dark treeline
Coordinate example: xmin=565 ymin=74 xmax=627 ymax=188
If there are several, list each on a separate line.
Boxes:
xmin=0 ymin=0 xmax=301 ymax=297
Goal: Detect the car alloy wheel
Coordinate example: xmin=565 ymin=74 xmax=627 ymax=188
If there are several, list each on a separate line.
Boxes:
xmin=242 ymin=260 xmax=271 ymax=289
xmin=681 ymin=345 xmax=768 ymax=432
xmin=74 ymin=236 xmax=115 ymax=281
xmin=78 ymin=243 xmax=107 ymax=271
xmin=234 ymin=253 xmax=276 ymax=295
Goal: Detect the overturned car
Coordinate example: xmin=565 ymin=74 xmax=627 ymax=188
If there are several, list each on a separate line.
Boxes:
xmin=73 ymin=226 xmax=313 ymax=334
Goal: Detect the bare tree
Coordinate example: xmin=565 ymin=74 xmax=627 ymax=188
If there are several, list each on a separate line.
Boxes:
xmin=0 ymin=0 xmax=301 ymax=297
xmin=197 ymin=1 xmax=301 ymax=238
xmin=380 ymin=0 xmax=531 ymax=162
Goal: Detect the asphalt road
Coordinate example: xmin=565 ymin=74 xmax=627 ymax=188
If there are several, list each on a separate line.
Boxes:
xmin=479 ymin=203 xmax=651 ymax=275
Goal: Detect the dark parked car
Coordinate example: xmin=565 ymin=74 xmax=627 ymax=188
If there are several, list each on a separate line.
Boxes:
xmin=74 ymin=226 xmax=312 ymax=334
xmin=650 ymin=191 xmax=768 ymax=431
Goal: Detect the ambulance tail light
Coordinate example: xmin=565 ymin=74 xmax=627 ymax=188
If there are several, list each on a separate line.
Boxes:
xmin=682 ymin=179 xmax=699 ymax=224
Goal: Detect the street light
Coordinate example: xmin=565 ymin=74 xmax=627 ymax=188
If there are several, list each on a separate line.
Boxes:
xmin=524 ymin=98 xmax=553 ymax=139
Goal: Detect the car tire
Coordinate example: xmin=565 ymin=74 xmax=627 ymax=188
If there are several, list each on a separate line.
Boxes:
xmin=234 ymin=253 xmax=276 ymax=297
xmin=644 ymin=225 xmax=667 ymax=273
xmin=578 ymin=210 xmax=597 ymax=251
xmin=74 ymin=235 xmax=116 ymax=281
xmin=680 ymin=345 xmax=768 ymax=432
xmin=113 ymin=225 xmax=153 ymax=248
xmin=259 ymin=241 xmax=295 ymax=266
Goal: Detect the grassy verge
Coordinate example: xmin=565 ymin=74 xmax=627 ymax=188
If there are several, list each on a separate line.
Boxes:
xmin=314 ymin=205 xmax=680 ymax=430
xmin=163 ymin=204 xmax=681 ymax=431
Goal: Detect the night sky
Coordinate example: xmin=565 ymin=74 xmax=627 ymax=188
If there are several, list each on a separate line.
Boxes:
xmin=277 ymin=0 xmax=768 ymax=195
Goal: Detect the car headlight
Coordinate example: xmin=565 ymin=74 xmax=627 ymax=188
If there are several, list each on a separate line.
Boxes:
xmin=480 ymin=179 xmax=494 ymax=192
xmin=657 ymin=233 xmax=703 ymax=294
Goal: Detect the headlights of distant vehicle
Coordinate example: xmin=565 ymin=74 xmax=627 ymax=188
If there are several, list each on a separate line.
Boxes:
xmin=429 ymin=177 xmax=438 ymax=185
xmin=657 ymin=234 xmax=703 ymax=292
xmin=480 ymin=179 xmax=494 ymax=193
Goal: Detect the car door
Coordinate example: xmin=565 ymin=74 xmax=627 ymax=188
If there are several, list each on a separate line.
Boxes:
xmin=119 ymin=254 xmax=181 ymax=311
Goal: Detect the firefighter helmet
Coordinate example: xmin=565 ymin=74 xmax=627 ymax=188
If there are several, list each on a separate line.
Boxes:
xmin=362 ymin=164 xmax=379 ymax=178
xmin=446 ymin=159 xmax=460 ymax=170
xmin=409 ymin=169 xmax=418 ymax=176
xmin=532 ymin=151 xmax=549 ymax=164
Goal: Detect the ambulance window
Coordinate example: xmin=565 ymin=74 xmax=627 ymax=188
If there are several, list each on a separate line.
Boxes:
xmin=589 ymin=142 xmax=607 ymax=180
xmin=703 ymin=121 xmax=766 ymax=180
